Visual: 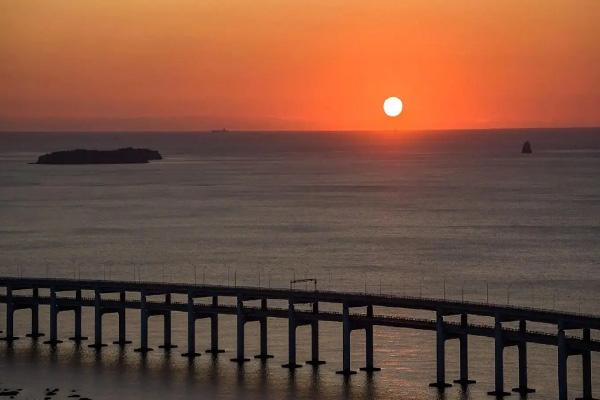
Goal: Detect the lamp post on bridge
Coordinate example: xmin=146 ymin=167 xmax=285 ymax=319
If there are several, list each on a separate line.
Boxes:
xmin=290 ymin=278 xmax=317 ymax=292
xmin=443 ymin=278 xmax=446 ymax=300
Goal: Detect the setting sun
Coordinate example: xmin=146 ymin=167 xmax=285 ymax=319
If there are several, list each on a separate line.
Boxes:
xmin=383 ymin=97 xmax=403 ymax=117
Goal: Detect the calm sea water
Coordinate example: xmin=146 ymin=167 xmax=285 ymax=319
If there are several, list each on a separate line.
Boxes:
xmin=0 ymin=129 xmax=599 ymax=399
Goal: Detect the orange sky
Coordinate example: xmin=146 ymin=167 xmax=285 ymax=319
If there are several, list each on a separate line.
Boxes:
xmin=1 ymin=0 xmax=599 ymax=131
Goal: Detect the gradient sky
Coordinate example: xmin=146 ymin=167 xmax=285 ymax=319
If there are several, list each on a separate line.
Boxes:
xmin=1 ymin=0 xmax=599 ymax=131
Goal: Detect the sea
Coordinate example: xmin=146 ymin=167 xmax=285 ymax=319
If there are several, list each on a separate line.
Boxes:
xmin=0 ymin=128 xmax=599 ymax=399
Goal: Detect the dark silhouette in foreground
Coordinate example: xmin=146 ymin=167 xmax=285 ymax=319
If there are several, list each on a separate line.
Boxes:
xmin=0 ymin=276 xmax=597 ymax=400
xmin=35 ymin=147 xmax=162 ymax=164
xmin=521 ymin=141 xmax=532 ymax=154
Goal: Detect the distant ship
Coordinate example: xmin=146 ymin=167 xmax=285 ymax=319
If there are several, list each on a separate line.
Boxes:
xmin=521 ymin=141 xmax=532 ymax=154
xmin=211 ymin=128 xmax=229 ymax=133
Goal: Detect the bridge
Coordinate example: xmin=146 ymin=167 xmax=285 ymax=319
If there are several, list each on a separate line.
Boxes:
xmin=0 ymin=276 xmax=597 ymax=399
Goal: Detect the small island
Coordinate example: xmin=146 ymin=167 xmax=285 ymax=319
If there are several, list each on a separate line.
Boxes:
xmin=35 ymin=147 xmax=162 ymax=164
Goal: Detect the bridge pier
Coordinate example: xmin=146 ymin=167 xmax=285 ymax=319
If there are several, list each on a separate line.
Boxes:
xmin=556 ymin=322 xmax=598 ymax=400
xmin=429 ymin=311 xmax=452 ymax=389
xmin=134 ymin=291 xmax=153 ymax=353
xmin=254 ymin=299 xmax=273 ymax=360
xmin=68 ymin=290 xmax=87 ymax=342
xmin=487 ymin=317 xmax=513 ymax=397
xmin=306 ymin=301 xmax=326 ymax=366
xmin=0 ymin=286 xmax=18 ymax=341
xmin=454 ymin=314 xmax=476 ymax=385
xmin=231 ymin=296 xmax=251 ymax=363
xmin=25 ymin=288 xmax=44 ymax=339
xmin=512 ymin=320 xmax=535 ymax=394
xmin=44 ymin=287 xmax=86 ymax=345
xmin=575 ymin=328 xmax=596 ymax=400
xmin=282 ymin=300 xmax=306 ymax=369
xmin=113 ymin=291 xmax=131 ymax=345
xmin=205 ymin=296 xmax=225 ymax=354
xmin=558 ymin=323 xmax=569 ymax=400
xmin=44 ymin=287 xmax=63 ymax=345
xmin=182 ymin=292 xmax=201 ymax=358
xmin=158 ymin=293 xmax=177 ymax=350
xmin=88 ymin=289 xmax=120 ymax=349
xmin=336 ymin=303 xmax=357 ymax=375
xmin=89 ymin=289 xmax=107 ymax=348
xmin=360 ymin=305 xmax=380 ymax=373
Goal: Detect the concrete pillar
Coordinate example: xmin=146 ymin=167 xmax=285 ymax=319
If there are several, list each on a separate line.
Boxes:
xmin=1 ymin=286 xmax=17 ymax=341
xmin=44 ymin=287 xmax=62 ymax=344
xmin=254 ymin=298 xmax=273 ymax=360
xmin=487 ymin=318 xmax=509 ymax=397
xmin=182 ymin=292 xmax=200 ymax=357
xmin=336 ymin=303 xmax=356 ymax=375
xmin=558 ymin=324 xmax=568 ymax=400
xmin=113 ymin=291 xmax=131 ymax=345
xmin=430 ymin=311 xmax=451 ymax=389
xmin=231 ymin=297 xmax=249 ymax=363
xmin=159 ymin=293 xmax=176 ymax=350
xmin=88 ymin=289 xmax=106 ymax=348
xmin=69 ymin=289 xmax=87 ymax=342
xmin=282 ymin=300 xmax=301 ymax=368
xmin=206 ymin=296 xmax=224 ymax=354
xmin=454 ymin=313 xmax=475 ymax=385
xmin=134 ymin=291 xmax=153 ymax=352
xmin=26 ymin=288 xmax=43 ymax=338
xmin=512 ymin=320 xmax=534 ymax=394
xmin=306 ymin=301 xmax=325 ymax=366
xmin=578 ymin=328 xmax=593 ymax=400
xmin=360 ymin=305 xmax=380 ymax=372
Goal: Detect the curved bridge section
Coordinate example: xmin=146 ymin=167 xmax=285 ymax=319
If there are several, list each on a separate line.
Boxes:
xmin=0 ymin=277 xmax=597 ymax=399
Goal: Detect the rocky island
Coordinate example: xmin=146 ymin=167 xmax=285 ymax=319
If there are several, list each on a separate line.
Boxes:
xmin=35 ymin=147 xmax=162 ymax=164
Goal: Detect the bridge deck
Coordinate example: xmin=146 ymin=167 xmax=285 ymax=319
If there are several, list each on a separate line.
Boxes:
xmin=1 ymin=294 xmax=599 ymax=352
xmin=1 ymin=277 xmax=599 ymax=354
xmin=1 ymin=277 xmax=599 ymax=329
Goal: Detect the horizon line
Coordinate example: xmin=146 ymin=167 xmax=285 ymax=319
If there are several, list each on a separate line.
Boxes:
xmin=1 ymin=126 xmax=599 ymax=135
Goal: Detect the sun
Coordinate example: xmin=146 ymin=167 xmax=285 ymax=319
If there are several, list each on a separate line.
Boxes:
xmin=383 ymin=96 xmax=403 ymax=117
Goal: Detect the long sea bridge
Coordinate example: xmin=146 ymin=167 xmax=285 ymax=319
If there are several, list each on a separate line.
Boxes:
xmin=0 ymin=276 xmax=597 ymax=400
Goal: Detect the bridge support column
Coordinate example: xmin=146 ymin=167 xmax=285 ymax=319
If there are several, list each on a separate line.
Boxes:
xmin=113 ymin=291 xmax=131 ymax=345
xmin=576 ymin=328 xmax=596 ymax=400
xmin=558 ymin=324 xmax=568 ymax=400
xmin=430 ymin=311 xmax=452 ymax=389
xmin=231 ymin=297 xmax=250 ymax=363
xmin=487 ymin=318 xmax=510 ymax=397
xmin=512 ymin=320 xmax=535 ymax=394
xmin=206 ymin=296 xmax=225 ymax=354
xmin=1 ymin=286 xmax=18 ymax=341
xmin=336 ymin=303 xmax=356 ymax=375
xmin=454 ymin=314 xmax=475 ymax=385
xmin=134 ymin=291 xmax=153 ymax=353
xmin=255 ymin=299 xmax=273 ymax=360
xmin=159 ymin=293 xmax=177 ymax=350
xmin=282 ymin=300 xmax=302 ymax=368
xmin=182 ymin=292 xmax=200 ymax=358
xmin=26 ymin=288 xmax=43 ymax=338
xmin=69 ymin=289 xmax=87 ymax=342
xmin=44 ymin=287 xmax=62 ymax=345
xmin=360 ymin=305 xmax=380 ymax=373
xmin=88 ymin=290 xmax=107 ymax=348
xmin=306 ymin=301 xmax=325 ymax=366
